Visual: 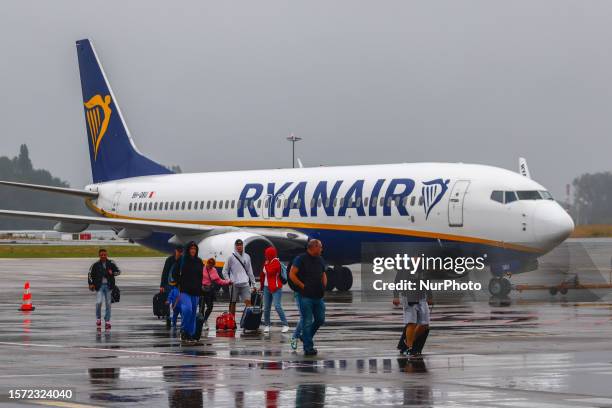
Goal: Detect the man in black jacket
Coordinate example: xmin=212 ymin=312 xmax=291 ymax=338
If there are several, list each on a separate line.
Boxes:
xmin=175 ymin=241 xmax=204 ymax=342
xmin=160 ymin=246 xmax=183 ymax=326
xmin=88 ymin=248 xmax=120 ymax=330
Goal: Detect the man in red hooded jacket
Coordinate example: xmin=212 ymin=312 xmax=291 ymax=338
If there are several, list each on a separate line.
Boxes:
xmin=260 ymin=246 xmax=290 ymax=333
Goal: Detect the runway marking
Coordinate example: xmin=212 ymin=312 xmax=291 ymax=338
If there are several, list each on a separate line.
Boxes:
xmin=30 ymin=401 xmax=101 ymax=408
xmin=0 ymin=341 xmax=276 ymax=364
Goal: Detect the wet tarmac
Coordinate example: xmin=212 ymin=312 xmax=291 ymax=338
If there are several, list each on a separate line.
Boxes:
xmin=2 ymin=256 xmax=612 ymax=407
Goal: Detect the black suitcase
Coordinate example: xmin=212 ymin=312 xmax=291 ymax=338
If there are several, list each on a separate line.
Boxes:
xmin=241 ymin=290 xmax=262 ymax=331
xmin=153 ymin=292 xmax=169 ymax=319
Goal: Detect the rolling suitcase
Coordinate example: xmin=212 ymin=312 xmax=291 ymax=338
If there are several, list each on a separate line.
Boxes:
xmin=240 ymin=290 xmax=262 ymax=331
xmin=153 ymin=292 xmax=169 ymax=319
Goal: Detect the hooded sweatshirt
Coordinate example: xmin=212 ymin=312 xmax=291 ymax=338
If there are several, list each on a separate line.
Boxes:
xmin=177 ymin=242 xmax=204 ymax=296
xmin=260 ymin=246 xmax=282 ymax=293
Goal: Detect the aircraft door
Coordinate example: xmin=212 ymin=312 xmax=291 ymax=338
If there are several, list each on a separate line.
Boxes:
xmin=448 ymin=180 xmax=470 ymax=227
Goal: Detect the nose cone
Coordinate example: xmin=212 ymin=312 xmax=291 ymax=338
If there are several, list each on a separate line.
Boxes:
xmin=534 ymin=202 xmax=574 ymax=251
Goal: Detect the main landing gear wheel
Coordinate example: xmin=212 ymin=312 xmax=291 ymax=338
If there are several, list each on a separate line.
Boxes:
xmin=326 ymin=266 xmax=353 ymax=292
xmin=335 ymin=266 xmax=353 ymax=292
xmin=488 ymin=277 xmax=511 ymax=298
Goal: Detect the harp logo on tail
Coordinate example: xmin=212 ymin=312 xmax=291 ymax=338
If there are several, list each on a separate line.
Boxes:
xmin=422 ymin=178 xmax=450 ymax=219
xmin=84 ymin=94 xmax=112 ymax=161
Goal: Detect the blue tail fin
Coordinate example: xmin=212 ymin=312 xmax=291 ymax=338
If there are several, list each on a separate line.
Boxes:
xmin=76 ymin=39 xmax=173 ymax=183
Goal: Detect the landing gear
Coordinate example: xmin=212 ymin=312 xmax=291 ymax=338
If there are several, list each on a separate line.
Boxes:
xmin=326 ymin=266 xmax=353 ymax=292
xmin=488 ymin=277 xmax=511 ymax=298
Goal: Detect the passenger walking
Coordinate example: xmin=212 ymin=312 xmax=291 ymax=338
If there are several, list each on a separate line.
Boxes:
xmin=175 ymin=241 xmax=203 ymax=342
xmin=260 ymin=246 xmax=289 ymax=333
xmin=392 ymin=265 xmax=432 ymax=356
xmin=160 ymin=246 xmax=183 ymax=326
xmin=287 ymin=259 xmax=303 ymax=350
xmin=88 ymin=248 xmax=120 ymax=330
xmin=200 ymin=257 xmax=232 ymax=330
xmin=222 ymin=239 xmax=257 ymax=317
xmin=289 ymin=239 xmax=327 ymax=356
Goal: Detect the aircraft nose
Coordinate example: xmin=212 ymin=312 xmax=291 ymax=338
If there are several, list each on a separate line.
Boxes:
xmin=533 ymin=203 xmax=574 ymax=251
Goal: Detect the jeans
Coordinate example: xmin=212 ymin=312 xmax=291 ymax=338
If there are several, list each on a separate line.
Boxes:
xmin=95 ymin=283 xmax=111 ymax=321
xmin=180 ymin=294 xmax=200 ymax=337
xmin=299 ymin=296 xmax=325 ymax=352
xmin=293 ymin=292 xmax=303 ymax=340
xmin=263 ymin=287 xmax=288 ymax=326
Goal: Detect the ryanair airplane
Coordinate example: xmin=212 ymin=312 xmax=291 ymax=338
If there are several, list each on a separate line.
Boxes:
xmin=0 ymin=39 xmax=574 ymax=297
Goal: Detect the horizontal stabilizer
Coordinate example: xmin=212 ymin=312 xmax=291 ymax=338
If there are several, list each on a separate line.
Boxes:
xmin=0 ymin=180 xmax=98 ymax=198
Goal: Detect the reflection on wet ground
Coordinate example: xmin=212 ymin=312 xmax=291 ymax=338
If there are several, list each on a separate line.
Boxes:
xmin=1 ymin=257 xmax=612 ymax=407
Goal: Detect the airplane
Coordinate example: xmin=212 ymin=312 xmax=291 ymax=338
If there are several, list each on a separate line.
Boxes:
xmin=0 ymin=39 xmax=574 ymax=297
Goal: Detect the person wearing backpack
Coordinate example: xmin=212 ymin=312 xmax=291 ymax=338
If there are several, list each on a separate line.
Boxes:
xmin=260 ymin=246 xmax=290 ymax=333
xmin=88 ymin=248 xmax=120 ymax=330
xmin=222 ymin=239 xmax=257 ymax=317
xmin=160 ymin=246 xmax=183 ymax=326
xmin=200 ymin=257 xmax=232 ymax=330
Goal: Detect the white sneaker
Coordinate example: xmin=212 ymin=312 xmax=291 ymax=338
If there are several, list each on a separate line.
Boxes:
xmin=203 ymin=322 xmax=209 ymax=330
xmin=263 ymin=325 xmax=271 ymax=333
xmin=281 ymin=325 xmax=290 ymax=333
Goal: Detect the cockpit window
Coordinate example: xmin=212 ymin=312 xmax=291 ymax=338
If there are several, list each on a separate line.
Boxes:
xmin=516 ymin=190 xmax=542 ymax=200
xmin=505 ymin=191 xmax=517 ymax=203
xmin=490 ymin=191 xmax=503 ymax=203
xmin=539 ymin=190 xmax=554 ymax=200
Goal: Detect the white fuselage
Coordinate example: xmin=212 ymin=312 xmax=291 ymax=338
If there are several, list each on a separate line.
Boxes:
xmin=84 ymin=162 xmax=574 ymax=266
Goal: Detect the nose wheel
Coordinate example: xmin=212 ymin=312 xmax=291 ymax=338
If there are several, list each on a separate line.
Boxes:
xmin=489 ymin=277 xmax=512 ymax=298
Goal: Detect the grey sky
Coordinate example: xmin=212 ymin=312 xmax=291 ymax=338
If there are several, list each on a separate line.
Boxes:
xmin=1 ymin=1 xmax=611 ymax=199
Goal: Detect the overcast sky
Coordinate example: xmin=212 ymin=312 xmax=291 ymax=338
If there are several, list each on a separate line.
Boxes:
xmin=1 ymin=1 xmax=611 ymax=199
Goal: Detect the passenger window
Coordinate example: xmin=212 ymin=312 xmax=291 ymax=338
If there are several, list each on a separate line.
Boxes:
xmin=370 ymin=196 xmax=377 ymax=207
xmin=490 ymin=191 xmax=504 ymax=204
xmin=357 ymin=197 xmax=362 ymax=207
xmin=277 ymin=199 xmax=282 ymax=209
xmin=410 ymin=196 xmax=416 ymax=206
xmin=129 ymin=203 xmax=133 ymax=211
xmin=154 ymin=202 xmax=158 ymax=211
xmin=187 ymin=201 xmax=191 ymax=210
xmin=418 ymin=196 xmax=424 ymax=206
xmin=139 ymin=203 xmax=143 ymax=211
xmin=232 ymin=200 xmax=236 ymax=209
xmin=379 ymin=197 xmax=384 ymax=206
xmin=213 ymin=201 xmax=217 ymax=209
xmin=165 ymin=202 xmax=169 ymax=210
xmin=363 ymin=197 xmax=369 ymax=207
xmin=225 ymin=200 xmax=229 ymax=209
xmin=339 ymin=198 xmax=345 ymax=207
xmin=148 ymin=202 xmax=153 ymax=211
xmin=207 ymin=201 xmax=211 ymax=209
xmin=505 ymin=191 xmax=517 ymax=204
xmin=170 ymin=202 xmax=174 ymax=210
xmin=181 ymin=202 xmax=186 ymax=210
xmin=256 ymin=200 xmax=260 ymax=208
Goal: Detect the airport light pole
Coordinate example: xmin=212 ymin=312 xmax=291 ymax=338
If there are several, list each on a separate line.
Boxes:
xmin=286 ymin=132 xmax=302 ymax=168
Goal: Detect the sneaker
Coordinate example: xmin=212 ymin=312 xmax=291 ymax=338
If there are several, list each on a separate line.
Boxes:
xmin=281 ymin=325 xmax=290 ymax=333
xmin=203 ymin=322 xmax=209 ymax=330
xmin=263 ymin=325 xmax=271 ymax=333
xmin=304 ymin=348 xmax=318 ymax=356
xmin=105 ymin=321 xmax=111 ymax=330
xmin=96 ymin=319 xmax=101 ymax=327
xmin=290 ymin=337 xmax=298 ymax=350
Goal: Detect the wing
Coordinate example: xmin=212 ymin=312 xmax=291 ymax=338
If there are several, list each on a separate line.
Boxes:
xmin=0 ymin=209 xmax=308 ymax=248
xmin=0 ymin=209 xmax=235 ymax=236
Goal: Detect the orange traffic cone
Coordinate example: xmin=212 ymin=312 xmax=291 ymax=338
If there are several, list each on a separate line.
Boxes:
xmin=19 ymin=281 xmax=35 ymax=311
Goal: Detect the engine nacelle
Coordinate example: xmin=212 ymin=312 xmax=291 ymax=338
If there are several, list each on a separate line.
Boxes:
xmin=197 ymin=231 xmax=274 ymax=277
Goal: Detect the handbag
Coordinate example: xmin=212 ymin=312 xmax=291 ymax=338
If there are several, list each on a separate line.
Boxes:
xmin=111 ymin=286 xmax=121 ymax=303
